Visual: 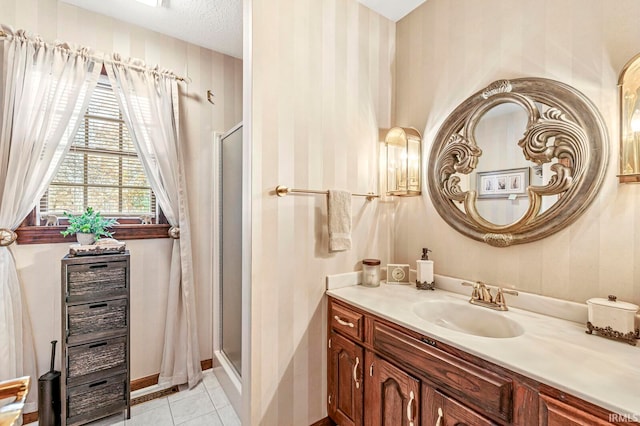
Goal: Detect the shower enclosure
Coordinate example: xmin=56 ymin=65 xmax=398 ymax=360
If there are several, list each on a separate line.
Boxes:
xmin=219 ymin=122 xmax=243 ymax=375
xmin=213 ymin=123 xmax=243 ymax=411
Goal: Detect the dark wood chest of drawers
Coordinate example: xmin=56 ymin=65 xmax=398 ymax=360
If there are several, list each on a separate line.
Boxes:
xmin=61 ymin=252 xmax=131 ymax=426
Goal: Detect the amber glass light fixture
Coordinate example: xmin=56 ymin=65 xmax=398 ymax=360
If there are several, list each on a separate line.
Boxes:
xmin=618 ymin=53 xmax=640 ymax=183
xmin=382 ymin=127 xmax=422 ymax=196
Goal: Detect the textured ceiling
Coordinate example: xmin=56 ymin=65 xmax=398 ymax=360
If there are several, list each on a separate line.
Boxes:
xmin=357 ymin=0 xmax=426 ymax=22
xmin=60 ymin=0 xmax=242 ymax=58
xmin=59 ymin=0 xmax=426 ymax=59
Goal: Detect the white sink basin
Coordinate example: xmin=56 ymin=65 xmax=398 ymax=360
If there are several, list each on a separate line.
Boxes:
xmin=412 ymin=299 xmax=524 ymax=338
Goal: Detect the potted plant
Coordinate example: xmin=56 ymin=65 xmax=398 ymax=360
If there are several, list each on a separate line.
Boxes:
xmin=61 ymin=207 xmax=118 ymax=245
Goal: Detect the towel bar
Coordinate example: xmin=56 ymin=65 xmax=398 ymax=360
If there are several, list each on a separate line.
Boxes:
xmin=275 ymin=185 xmax=378 ymax=201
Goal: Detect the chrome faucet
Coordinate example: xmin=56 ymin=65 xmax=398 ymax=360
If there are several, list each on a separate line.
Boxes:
xmin=461 ymin=281 xmax=518 ymax=311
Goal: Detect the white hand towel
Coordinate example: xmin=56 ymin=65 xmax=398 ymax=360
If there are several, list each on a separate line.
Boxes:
xmin=327 ymin=190 xmax=352 ymax=252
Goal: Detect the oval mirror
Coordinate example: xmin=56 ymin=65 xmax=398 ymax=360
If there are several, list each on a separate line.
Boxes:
xmin=428 ymin=78 xmax=608 ymax=247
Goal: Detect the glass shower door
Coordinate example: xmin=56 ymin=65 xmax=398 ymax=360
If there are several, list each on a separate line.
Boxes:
xmin=220 ymin=124 xmax=242 ymax=375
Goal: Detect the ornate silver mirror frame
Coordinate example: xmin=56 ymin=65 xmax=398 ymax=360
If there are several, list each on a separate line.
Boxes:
xmin=428 ymin=78 xmax=609 ymax=247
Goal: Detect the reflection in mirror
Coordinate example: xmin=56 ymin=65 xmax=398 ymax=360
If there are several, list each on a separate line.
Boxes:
xmin=472 ymin=103 xmax=529 ymax=225
xmin=469 ymin=103 xmax=561 ymax=225
xmin=428 ymin=78 xmax=609 ymax=247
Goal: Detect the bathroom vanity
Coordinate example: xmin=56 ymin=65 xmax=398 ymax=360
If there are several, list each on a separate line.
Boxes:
xmin=326 ymin=282 xmax=640 ymax=426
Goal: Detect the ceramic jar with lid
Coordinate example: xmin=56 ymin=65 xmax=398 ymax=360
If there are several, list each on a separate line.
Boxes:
xmin=362 ymin=259 xmax=381 ymax=287
xmin=586 ymin=295 xmax=638 ymax=334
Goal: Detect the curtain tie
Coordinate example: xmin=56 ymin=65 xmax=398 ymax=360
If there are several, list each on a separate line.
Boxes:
xmin=0 ymin=228 xmax=17 ymax=246
xmin=168 ymin=226 xmax=180 ymax=239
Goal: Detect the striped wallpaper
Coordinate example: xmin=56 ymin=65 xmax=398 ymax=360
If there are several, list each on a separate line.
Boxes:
xmin=394 ymin=0 xmax=640 ymax=306
xmin=10 ymin=1 xmax=637 ymax=425
xmin=4 ymin=0 xmax=242 ymax=384
xmin=249 ymin=0 xmax=640 ymax=423
xmin=249 ymin=0 xmax=395 ymax=423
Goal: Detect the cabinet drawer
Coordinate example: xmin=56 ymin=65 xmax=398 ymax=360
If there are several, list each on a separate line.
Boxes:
xmin=373 ymin=321 xmax=512 ymax=423
xmin=67 ymin=299 xmax=127 ymax=345
xmin=67 ymin=336 xmax=127 ymax=384
xmin=66 ymin=374 xmax=127 ymax=422
xmin=66 ymin=261 xmax=127 ymax=302
xmin=330 ymin=301 xmax=364 ymax=342
xmin=540 ymin=394 xmax=612 ymax=426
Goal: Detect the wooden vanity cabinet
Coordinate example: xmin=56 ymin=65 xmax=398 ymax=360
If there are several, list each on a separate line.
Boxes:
xmin=537 ymin=386 xmax=634 ymax=426
xmin=327 ymin=296 xmax=631 ymax=426
xmin=365 ymin=353 xmax=420 ymax=426
xmin=539 ymin=394 xmax=611 ymax=426
xmin=422 ymin=385 xmax=496 ymax=426
xmin=371 ymin=321 xmax=514 ymax=424
xmin=328 ymin=331 xmax=364 ymax=426
xmin=328 ymin=298 xmax=366 ymax=425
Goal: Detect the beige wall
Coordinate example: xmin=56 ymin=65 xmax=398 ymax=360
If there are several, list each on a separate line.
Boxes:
xmin=394 ymin=0 xmax=640 ymax=305
xmin=249 ymin=0 xmax=395 ymax=423
xmin=3 ymin=0 xmax=242 ymax=381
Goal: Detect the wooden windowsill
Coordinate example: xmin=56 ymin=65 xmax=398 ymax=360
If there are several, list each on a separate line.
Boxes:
xmin=16 ymin=224 xmax=171 ymax=245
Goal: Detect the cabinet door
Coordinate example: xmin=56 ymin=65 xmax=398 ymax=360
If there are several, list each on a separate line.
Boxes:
xmin=328 ymin=332 xmax=364 ymax=426
xmin=540 ymin=394 xmax=612 ymax=426
xmin=366 ymin=354 xmax=420 ymax=426
xmin=422 ymin=385 xmax=497 ymax=426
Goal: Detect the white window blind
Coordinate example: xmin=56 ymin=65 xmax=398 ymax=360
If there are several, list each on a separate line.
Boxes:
xmin=40 ymin=75 xmax=155 ymax=217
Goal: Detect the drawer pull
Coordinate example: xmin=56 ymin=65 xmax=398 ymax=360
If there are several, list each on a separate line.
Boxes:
xmin=89 ymin=342 xmax=108 ymax=349
xmin=407 ymin=390 xmax=415 ymax=426
xmin=353 ymin=356 xmax=360 ymax=389
xmin=89 ymin=303 xmax=108 ymax=309
xmin=89 ymin=264 xmax=108 ymax=269
xmin=89 ymin=380 xmax=108 ymax=388
xmin=435 ymin=407 xmax=443 ymax=426
xmin=333 ymin=315 xmax=355 ymax=328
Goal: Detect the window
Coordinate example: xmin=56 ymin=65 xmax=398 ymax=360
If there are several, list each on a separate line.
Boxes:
xmin=40 ymin=75 xmax=155 ymax=217
xmin=17 ymin=74 xmax=169 ymax=244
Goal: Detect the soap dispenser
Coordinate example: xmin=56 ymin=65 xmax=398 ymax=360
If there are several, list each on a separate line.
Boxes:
xmin=416 ymin=248 xmax=435 ymax=290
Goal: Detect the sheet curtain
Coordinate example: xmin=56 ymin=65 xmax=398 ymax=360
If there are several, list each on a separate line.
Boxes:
xmin=105 ymin=57 xmax=201 ymax=389
xmin=0 ymin=24 xmax=100 ymax=412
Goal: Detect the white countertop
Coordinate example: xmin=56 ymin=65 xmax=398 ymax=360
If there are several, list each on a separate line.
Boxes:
xmin=326 ymin=279 xmax=640 ymax=416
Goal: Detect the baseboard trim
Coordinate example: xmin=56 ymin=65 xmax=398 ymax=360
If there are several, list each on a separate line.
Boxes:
xmin=201 ymin=358 xmax=214 ymax=371
xmin=23 ymin=412 xmax=38 ymax=424
xmin=130 ymin=373 xmax=160 ymax=392
xmin=130 ymin=358 xmax=216 ymax=391
xmin=310 ymin=416 xmax=336 ymax=426
xmin=24 ymin=358 xmax=216 ymax=424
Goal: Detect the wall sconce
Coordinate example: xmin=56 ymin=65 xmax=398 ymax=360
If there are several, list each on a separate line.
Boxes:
xmin=618 ymin=53 xmax=640 ymax=183
xmin=381 ymin=127 xmax=422 ymax=196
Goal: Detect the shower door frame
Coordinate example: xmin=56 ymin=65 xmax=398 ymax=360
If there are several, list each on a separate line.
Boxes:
xmin=212 ymin=122 xmax=244 ymax=396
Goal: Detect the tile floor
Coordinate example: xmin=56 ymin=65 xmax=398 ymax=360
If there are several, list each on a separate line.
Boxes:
xmin=70 ymin=369 xmax=240 ymax=426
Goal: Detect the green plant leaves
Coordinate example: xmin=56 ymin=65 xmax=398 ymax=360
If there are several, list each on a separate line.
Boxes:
xmin=60 ymin=207 xmax=118 ymax=240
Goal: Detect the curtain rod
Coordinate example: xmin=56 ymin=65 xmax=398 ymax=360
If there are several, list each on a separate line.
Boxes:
xmin=0 ymin=29 xmax=190 ymax=84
